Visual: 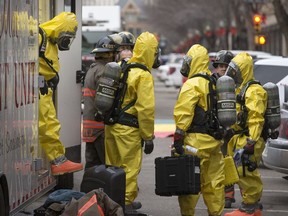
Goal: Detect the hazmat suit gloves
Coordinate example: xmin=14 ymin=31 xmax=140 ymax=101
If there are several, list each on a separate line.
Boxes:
xmin=243 ymin=138 xmax=256 ymax=155
xmin=47 ymin=73 xmax=60 ymax=91
xmin=173 ymin=128 xmax=185 ymax=155
xmin=143 ymin=139 xmax=154 ymax=154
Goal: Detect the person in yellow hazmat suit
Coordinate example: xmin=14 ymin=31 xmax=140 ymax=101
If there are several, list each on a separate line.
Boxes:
xmin=38 ymin=12 xmax=83 ymax=176
xmin=173 ymin=44 xmax=225 ymax=216
xmin=224 ymin=52 xmax=267 ymax=216
xmin=105 ymin=31 xmax=160 ymax=212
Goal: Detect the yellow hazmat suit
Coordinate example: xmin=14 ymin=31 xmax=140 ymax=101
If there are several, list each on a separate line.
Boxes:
xmin=38 ymin=12 xmax=78 ymax=162
xmin=174 ymin=44 xmax=225 ymax=216
xmin=225 ymin=53 xmax=267 ymax=215
xmin=105 ymin=32 xmax=158 ymax=205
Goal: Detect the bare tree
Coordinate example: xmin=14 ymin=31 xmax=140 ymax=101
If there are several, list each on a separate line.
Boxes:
xmin=272 ymin=0 xmax=288 ymax=54
xmin=142 ymin=0 xmax=288 ymax=54
xmin=143 ymin=0 xmax=253 ymax=52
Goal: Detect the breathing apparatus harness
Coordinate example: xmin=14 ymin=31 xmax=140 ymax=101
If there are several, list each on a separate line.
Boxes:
xmin=233 ymin=80 xmax=262 ymax=174
xmin=103 ymin=60 xmax=149 ymax=128
xmin=186 ymin=73 xmax=224 ymax=140
xmin=39 ymin=27 xmax=59 ymax=93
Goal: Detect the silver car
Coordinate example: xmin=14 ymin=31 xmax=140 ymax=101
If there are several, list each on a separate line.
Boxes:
xmin=254 ymin=57 xmax=288 ymax=174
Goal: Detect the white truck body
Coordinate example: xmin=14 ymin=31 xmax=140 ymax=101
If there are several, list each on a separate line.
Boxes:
xmin=0 ymin=0 xmax=56 ymax=214
xmin=0 ymin=0 xmax=83 ymax=215
xmin=82 ymin=5 xmax=121 ymax=32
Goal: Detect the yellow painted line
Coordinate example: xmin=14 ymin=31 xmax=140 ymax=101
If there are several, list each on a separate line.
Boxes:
xmin=155 ymin=123 xmax=175 ymax=132
xmin=154 ymin=123 xmax=175 ymax=138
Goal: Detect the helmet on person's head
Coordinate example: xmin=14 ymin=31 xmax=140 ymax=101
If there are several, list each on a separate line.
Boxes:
xmin=213 ymin=50 xmax=234 ymax=68
xmin=118 ymin=31 xmax=135 ymax=47
xmin=108 ymin=32 xmax=135 ymax=51
xmin=90 ymin=36 xmax=117 ymax=54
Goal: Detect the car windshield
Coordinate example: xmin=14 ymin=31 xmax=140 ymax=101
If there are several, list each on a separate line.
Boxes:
xmin=253 ymin=64 xmax=288 ymax=84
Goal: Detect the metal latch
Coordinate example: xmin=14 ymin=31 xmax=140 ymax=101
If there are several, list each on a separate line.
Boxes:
xmin=38 ymin=75 xmax=45 ymax=88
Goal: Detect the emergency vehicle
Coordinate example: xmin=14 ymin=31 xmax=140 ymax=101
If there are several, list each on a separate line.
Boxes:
xmin=0 ymin=0 xmax=82 ymax=215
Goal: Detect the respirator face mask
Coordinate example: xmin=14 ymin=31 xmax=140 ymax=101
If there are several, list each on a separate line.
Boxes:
xmin=57 ymin=33 xmax=75 ymax=51
xmin=225 ymin=61 xmax=243 ymax=86
xmin=152 ymin=47 xmax=161 ymax=69
xmin=180 ymin=55 xmax=192 ymax=77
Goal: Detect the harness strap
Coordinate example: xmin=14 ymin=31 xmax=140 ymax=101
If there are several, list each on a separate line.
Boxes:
xmin=236 ymin=80 xmax=261 ymax=129
xmin=236 ymin=80 xmax=261 ymax=104
xmin=39 ymin=27 xmax=58 ymax=74
xmin=187 ymin=73 xmax=221 ymax=139
xmin=104 ymin=62 xmax=149 ymax=126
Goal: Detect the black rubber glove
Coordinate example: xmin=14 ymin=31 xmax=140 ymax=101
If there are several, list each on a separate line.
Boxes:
xmin=47 ymin=73 xmax=59 ymax=91
xmin=143 ymin=140 xmax=154 ymax=154
xmin=243 ymin=138 xmax=256 ymax=155
xmin=223 ymin=128 xmax=235 ymax=145
xmin=40 ymin=81 xmax=48 ymax=95
xmin=173 ymin=129 xmax=185 ymax=155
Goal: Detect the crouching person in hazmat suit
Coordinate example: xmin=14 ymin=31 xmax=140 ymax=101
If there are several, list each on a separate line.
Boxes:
xmin=105 ymin=32 xmax=161 ymax=212
xmin=173 ymin=44 xmax=225 ymax=216
xmin=38 ymin=12 xmax=83 ymax=176
xmin=224 ymin=53 xmax=267 ymax=216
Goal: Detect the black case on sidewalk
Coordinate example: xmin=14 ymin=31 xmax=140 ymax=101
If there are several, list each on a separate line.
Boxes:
xmin=80 ymin=164 xmax=126 ymax=210
xmin=155 ymin=155 xmax=201 ymax=196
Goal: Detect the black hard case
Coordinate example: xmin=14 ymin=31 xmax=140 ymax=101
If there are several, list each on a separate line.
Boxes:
xmin=80 ymin=164 xmax=126 ymax=210
xmin=155 ymin=155 xmax=201 ymax=196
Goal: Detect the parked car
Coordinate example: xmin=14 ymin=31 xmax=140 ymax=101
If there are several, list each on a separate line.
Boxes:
xmin=156 ymin=53 xmax=184 ymax=82
xmin=164 ymin=59 xmax=183 ymax=88
xmin=255 ymin=57 xmax=288 ymax=174
xmin=253 ymin=57 xmax=288 ymax=104
xmin=231 ymin=50 xmax=273 ymax=60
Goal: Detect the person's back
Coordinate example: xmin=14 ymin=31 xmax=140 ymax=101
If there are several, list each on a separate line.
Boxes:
xmin=105 ymin=31 xmax=160 ymax=213
xmin=173 ymin=44 xmax=225 ymax=216
xmin=82 ymin=36 xmax=118 ymax=169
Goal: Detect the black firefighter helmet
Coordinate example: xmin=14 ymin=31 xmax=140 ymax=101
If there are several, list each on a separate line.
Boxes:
xmin=90 ymin=36 xmax=118 ymax=53
xmin=212 ymin=50 xmax=234 ymax=68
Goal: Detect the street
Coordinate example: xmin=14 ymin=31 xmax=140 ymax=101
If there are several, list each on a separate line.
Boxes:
xmin=17 ymin=75 xmax=288 ymax=216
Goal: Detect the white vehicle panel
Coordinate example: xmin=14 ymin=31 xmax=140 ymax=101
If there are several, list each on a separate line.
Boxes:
xmin=0 ymin=1 xmax=56 ymax=214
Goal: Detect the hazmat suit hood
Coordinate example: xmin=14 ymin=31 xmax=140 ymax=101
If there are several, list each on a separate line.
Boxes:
xmin=128 ymin=32 xmax=158 ymax=71
xmin=186 ymin=44 xmax=211 ymax=79
xmin=228 ymin=52 xmax=254 ymax=90
xmin=39 ymin=12 xmax=78 ymax=80
xmin=39 ymin=12 xmax=78 ymax=43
